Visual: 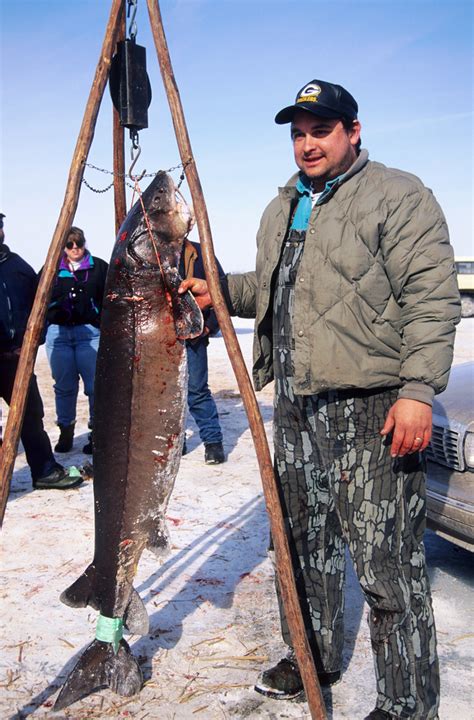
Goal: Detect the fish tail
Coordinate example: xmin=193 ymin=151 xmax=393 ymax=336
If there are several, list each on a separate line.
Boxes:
xmin=54 ymin=638 xmax=142 ymax=710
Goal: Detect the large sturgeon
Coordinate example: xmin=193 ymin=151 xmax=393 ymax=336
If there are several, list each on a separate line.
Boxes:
xmin=54 ymin=172 xmax=203 ymax=710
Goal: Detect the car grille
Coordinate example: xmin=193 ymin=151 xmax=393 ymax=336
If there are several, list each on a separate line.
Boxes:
xmin=427 ymin=425 xmax=464 ymax=471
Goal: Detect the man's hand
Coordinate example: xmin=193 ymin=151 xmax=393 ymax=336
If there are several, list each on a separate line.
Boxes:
xmin=178 ymin=278 xmax=212 ymax=311
xmin=380 ymin=398 xmax=432 ymax=457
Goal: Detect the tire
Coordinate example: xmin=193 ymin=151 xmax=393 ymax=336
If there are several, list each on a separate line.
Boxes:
xmin=460 ymin=294 xmax=474 ymax=318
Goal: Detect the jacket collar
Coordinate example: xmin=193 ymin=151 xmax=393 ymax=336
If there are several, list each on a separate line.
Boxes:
xmin=278 ymin=148 xmax=370 ymax=202
xmin=58 ymin=250 xmax=94 ymax=277
xmin=182 ymin=239 xmax=198 ymax=279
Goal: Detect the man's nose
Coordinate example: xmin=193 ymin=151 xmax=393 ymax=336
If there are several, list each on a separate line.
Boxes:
xmin=303 ymin=134 xmax=317 ymax=153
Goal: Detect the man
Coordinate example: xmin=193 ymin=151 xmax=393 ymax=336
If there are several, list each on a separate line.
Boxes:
xmin=180 ymin=239 xmax=226 ymax=464
xmin=180 ymin=79 xmax=461 ymax=719
xmin=0 ymin=213 xmax=83 ymax=490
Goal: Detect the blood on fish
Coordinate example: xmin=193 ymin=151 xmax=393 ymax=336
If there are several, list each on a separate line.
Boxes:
xmin=167 ymin=434 xmax=178 ymax=449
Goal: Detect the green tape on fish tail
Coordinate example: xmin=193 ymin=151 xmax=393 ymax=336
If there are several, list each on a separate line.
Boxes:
xmin=95 ymin=614 xmax=123 ymax=654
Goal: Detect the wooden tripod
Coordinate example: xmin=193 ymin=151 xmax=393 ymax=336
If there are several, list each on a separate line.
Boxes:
xmin=0 ymin=2 xmax=326 ymax=717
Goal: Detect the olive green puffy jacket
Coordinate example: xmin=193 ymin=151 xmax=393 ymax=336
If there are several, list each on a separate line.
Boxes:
xmin=226 ymin=151 xmax=461 ymax=404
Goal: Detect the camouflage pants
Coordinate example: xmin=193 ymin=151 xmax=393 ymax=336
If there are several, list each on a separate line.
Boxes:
xmin=273 ymin=369 xmax=440 ymax=719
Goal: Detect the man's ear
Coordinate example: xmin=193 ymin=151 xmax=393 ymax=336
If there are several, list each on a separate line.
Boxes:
xmin=350 ymin=120 xmax=362 ymax=146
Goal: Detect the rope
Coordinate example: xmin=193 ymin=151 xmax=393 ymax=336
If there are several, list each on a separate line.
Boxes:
xmin=131 ymin=178 xmax=173 ymax=309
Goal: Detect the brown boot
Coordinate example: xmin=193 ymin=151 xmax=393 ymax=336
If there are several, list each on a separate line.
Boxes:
xmin=55 ymin=423 xmax=75 ymax=453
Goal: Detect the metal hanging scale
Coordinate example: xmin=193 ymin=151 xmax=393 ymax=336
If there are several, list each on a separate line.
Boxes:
xmin=109 ymin=38 xmax=152 ymax=131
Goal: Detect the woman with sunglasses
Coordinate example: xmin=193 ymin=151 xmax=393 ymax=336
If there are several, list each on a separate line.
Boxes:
xmin=44 ymin=226 xmax=108 ymax=454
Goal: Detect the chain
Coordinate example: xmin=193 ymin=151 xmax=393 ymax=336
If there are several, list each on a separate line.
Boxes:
xmin=81 ymin=160 xmax=192 ymax=194
xmin=127 ymin=0 xmax=138 ymax=41
xmin=82 ymin=178 xmax=115 ymax=194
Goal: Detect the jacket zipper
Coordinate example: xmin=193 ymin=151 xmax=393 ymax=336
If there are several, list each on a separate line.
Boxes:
xmin=1 ymin=281 xmax=15 ymax=339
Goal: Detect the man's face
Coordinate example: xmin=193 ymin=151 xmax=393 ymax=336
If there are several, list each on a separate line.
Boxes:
xmin=291 ymin=110 xmax=361 ymax=190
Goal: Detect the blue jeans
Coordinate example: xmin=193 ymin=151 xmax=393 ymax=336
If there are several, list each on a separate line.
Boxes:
xmin=186 ymin=340 xmax=222 ymax=445
xmin=46 ymin=324 xmax=100 ymax=427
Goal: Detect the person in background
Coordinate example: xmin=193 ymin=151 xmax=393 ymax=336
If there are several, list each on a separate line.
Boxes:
xmin=181 ymin=239 xmax=226 ymax=465
xmin=0 ymin=213 xmax=82 ymax=490
xmin=180 ymin=79 xmax=461 ymax=719
xmin=44 ymin=226 xmax=108 ymax=455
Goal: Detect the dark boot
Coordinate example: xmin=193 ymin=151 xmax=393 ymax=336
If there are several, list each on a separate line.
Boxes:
xmin=55 ymin=423 xmax=75 ymax=453
xmin=33 ymin=466 xmax=83 ymax=490
xmin=254 ymin=651 xmax=341 ymax=699
xmin=204 ymin=441 xmax=225 ymax=464
xmin=82 ymin=432 xmax=93 ymax=455
xmin=254 ymin=656 xmax=303 ymax=699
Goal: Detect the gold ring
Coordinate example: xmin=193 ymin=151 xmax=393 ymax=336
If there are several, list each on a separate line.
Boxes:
xmin=414 ymin=437 xmax=423 ymax=444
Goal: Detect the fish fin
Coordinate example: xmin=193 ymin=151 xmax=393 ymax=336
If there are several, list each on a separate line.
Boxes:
xmin=60 ymin=565 xmax=99 ymax=610
xmin=54 ymin=638 xmax=142 ymax=710
xmin=163 ymin=266 xmax=204 ymax=340
xmin=123 ymin=589 xmax=149 ymax=635
xmin=148 ymin=543 xmax=171 ymax=559
xmin=147 ymin=521 xmax=171 ymax=558
xmin=171 ymin=288 xmax=204 ymax=340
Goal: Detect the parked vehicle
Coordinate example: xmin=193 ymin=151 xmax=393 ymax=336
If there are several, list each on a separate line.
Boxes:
xmin=425 ymin=361 xmax=474 ymax=550
xmin=455 ymin=257 xmax=474 ymax=318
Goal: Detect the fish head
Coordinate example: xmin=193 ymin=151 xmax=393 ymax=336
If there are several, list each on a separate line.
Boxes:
xmin=117 ymin=172 xmax=194 ymax=267
xmin=141 ymin=171 xmax=194 ymax=243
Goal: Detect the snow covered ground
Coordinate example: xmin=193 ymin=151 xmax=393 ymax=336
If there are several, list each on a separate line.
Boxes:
xmin=1 ymin=319 xmax=472 ymax=719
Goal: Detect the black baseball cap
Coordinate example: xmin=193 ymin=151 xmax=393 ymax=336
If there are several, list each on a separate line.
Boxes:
xmin=275 ymin=79 xmax=358 ymax=124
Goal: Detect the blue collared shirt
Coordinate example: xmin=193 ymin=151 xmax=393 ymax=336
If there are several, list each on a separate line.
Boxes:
xmin=290 ymin=174 xmax=342 ymax=231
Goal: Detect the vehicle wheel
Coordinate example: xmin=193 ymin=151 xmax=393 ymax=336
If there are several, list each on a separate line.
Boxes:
xmin=460 ymin=294 xmax=474 ymax=318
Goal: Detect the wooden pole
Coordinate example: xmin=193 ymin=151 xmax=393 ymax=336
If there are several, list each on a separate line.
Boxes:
xmin=0 ymin=0 xmax=125 ymax=527
xmin=113 ymin=8 xmax=127 ymax=234
xmin=145 ymin=2 xmax=327 ymax=718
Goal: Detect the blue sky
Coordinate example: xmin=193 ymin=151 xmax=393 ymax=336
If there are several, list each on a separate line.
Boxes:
xmin=1 ymin=0 xmax=472 ymax=272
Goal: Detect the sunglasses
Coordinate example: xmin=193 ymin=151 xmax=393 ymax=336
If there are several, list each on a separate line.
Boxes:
xmin=65 ymin=239 xmax=85 ymax=250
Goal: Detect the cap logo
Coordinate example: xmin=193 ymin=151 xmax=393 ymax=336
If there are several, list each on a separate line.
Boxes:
xmin=296 ymin=83 xmax=321 ymax=104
